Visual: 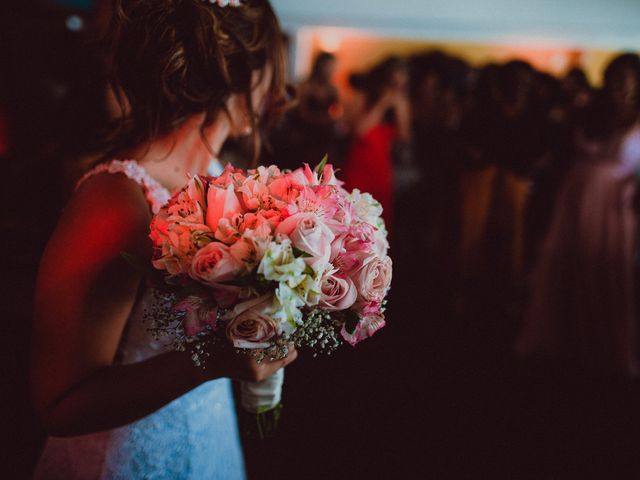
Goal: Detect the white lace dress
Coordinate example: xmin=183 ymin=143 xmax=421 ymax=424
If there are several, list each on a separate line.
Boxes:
xmin=33 ymin=160 xmax=246 ymax=480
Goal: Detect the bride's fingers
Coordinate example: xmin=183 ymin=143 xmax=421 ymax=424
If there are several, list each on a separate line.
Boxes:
xmin=281 ymin=347 xmax=297 ymax=367
xmin=264 ymin=347 xmax=297 ymax=371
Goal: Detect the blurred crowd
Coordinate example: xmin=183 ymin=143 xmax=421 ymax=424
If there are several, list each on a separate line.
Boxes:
xmin=273 ymin=49 xmax=640 ymax=324
xmin=267 ymin=49 xmax=640 ymax=478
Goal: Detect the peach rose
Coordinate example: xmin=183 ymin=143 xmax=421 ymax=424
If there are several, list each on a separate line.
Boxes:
xmin=223 ymin=295 xmax=277 ymax=348
xmin=350 ymin=253 xmax=392 ymax=305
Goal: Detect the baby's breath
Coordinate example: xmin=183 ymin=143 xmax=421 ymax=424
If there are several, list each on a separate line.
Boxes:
xmin=289 ymin=308 xmax=343 ymax=357
xmin=144 ymin=289 xmax=216 ymax=367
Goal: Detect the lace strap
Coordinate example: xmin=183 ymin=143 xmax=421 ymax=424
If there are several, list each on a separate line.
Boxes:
xmin=76 ymin=159 xmax=171 ymax=214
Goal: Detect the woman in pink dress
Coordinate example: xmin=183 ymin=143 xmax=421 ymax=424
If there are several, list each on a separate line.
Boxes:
xmin=516 ymin=54 xmax=640 ymax=376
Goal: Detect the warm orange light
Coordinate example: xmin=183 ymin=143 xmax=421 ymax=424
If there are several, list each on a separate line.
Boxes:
xmin=317 ymin=28 xmax=343 ymax=52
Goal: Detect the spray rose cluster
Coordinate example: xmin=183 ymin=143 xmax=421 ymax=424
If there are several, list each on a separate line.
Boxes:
xmin=149 ymin=162 xmax=392 ymax=351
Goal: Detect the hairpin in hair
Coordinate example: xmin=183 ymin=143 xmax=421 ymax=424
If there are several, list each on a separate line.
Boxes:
xmin=202 ymin=0 xmax=242 ymax=7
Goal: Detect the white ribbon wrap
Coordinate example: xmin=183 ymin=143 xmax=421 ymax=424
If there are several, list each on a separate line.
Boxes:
xmin=240 ymin=368 xmax=284 ymax=413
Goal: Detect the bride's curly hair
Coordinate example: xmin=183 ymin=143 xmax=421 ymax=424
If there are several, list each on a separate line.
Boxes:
xmin=99 ymin=0 xmax=287 ymax=163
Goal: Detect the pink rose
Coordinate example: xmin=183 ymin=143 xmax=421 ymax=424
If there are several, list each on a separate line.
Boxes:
xmin=350 ymin=253 xmax=392 ymax=306
xmin=223 ymin=294 xmax=277 ymax=348
xmin=175 ymin=296 xmax=218 ymax=336
xmin=318 ymin=272 xmax=357 ymax=311
xmin=206 ymin=184 xmax=243 ymax=233
xmin=330 ymin=226 xmax=373 ymax=262
xmin=340 ymin=313 xmax=386 ymax=346
xmin=276 ymin=212 xmax=335 ymax=270
xmin=188 ymin=241 xmax=243 ymax=285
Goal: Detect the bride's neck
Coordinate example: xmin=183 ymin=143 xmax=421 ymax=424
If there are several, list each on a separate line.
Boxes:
xmin=128 ymin=114 xmax=229 ymax=191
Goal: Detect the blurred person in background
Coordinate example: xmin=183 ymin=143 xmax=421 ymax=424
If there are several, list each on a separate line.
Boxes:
xmin=517 ymin=52 xmax=640 ymax=376
xmin=524 ymin=68 xmax=594 ymax=272
xmin=408 ymin=52 xmax=472 ymax=293
xmin=342 ymin=56 xmax=412 ymax=233
xmin=456 ymin=60 xmax=554 ymax=318
xmin=510 ymin=54 xmax=640 ymax=473
xmin=267 ymin=50 xmax=343 ymax=170
xmin=454 ymin=63 xmax=502 ymax=301
xmin=297 ymin=52 xmax=341 ymax=129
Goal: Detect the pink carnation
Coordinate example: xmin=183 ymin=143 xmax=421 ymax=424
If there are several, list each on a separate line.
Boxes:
xmin=175 ymin=296 xmax=218 ymax=336
xmin=341 ymin=313 xmax=386 ymax=346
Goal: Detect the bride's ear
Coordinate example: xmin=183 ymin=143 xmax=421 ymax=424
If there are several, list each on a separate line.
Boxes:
xmin=226 ymin=94 xmax=253 ymax=138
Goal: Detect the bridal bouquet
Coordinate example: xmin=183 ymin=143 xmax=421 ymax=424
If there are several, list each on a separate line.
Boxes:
xmin=145 ymin=159 xmax=392 ymax=423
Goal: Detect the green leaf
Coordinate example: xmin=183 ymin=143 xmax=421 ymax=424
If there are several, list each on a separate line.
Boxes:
xmin=217 ymin=275 xmax=256 ymax=287
xmin=314 ymin=153 xmax=328 ymax=176
xmin=344 ymin=310 xmax=360 ymax=335
xmin=292 ymin=247 xmax=312 ymax=258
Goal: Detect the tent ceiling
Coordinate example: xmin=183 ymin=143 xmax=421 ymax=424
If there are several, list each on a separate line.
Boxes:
xmin=271 ymin=0 xmax=640 ymax=49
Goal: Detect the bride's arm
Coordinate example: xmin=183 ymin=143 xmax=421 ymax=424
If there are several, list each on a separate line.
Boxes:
xmin=31 ymin=174 xmax=295 ymax=437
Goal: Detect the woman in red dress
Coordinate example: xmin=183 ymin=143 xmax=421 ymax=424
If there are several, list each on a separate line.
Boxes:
xmin=343 ymin=58 xmax=411 ymax=232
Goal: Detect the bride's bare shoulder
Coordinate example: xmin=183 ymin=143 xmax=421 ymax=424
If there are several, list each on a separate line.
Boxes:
xmin=47 ymin=171 xmax=153 ymax=262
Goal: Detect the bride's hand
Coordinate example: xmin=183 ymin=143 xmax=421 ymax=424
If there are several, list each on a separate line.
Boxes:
xmin=204 ymin=346 xmax=298 ymax=383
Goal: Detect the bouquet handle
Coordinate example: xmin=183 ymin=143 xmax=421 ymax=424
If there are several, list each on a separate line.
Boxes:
xmin=239 ymin=368 xmax=284 ymax=440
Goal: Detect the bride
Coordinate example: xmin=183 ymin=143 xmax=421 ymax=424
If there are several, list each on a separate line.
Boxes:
xmin=31 ymin=1 xmax=295 ymax=478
